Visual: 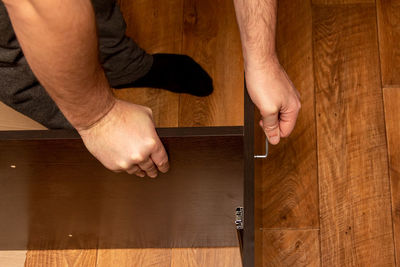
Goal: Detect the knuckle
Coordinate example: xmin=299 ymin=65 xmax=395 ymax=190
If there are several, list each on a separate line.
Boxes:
xmin=117 ymin=161 xmax=129 ymax=170
xmin=157 ymin=160 xmax=168 ymax=167
xmin=264 ymin=124 xmax=279 ymax=131
xmin=144 ymin=138 xmax=157 ymax=150
xmin=131 ymin=154 xmax=144 ymax=163
xmin=144 ymin=107 xmax=153 ymax=115
xmin=262 ymin=104 xmax=279 ymax=115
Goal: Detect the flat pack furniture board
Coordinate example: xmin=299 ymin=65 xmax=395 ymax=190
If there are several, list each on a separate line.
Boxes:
xmin=0 ymin=92 xmax=259 ymax=266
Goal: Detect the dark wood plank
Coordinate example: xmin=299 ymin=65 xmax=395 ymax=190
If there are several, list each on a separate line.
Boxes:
xmin=312 ymin=0 xmax=374 ymax=4
xmin=114 ymin=0 xmax=183 ymax=127
xmin=0 ymin=130 xmax=243 ymax=250
xmin=313 ymin=4 xmax=395 ymax=266
xmin=262 ymin=0 xmax=318 ymax=229
xmin=383 ymin=87 xmax=400 ymax=265
xmin=263 ymin=230 xmax=320 ymax=266
xmin=377 ymin=0 xmax=400 ymax=87
xmin=178 ymin=0 xmax=243 ymax=127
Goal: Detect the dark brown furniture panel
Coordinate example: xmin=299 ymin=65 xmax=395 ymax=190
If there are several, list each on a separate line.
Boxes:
xmin=0 ymin=127 xmax=244 ymax=250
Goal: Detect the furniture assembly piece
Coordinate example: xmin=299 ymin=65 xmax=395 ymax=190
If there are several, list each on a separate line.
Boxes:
xmin=0 ymin=92 xmax=261 ymax=266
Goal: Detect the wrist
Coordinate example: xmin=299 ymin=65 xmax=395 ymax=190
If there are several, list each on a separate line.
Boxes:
xmin=73 ymin=92 xmax=116 ymax=131
xmin=244 ymin=53 xmax=280 ymax=72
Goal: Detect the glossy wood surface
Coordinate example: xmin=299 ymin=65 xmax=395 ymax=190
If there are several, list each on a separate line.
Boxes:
xmin=0 ymin=128 xmax=243 ymax=250
xmin=178 ymin=0 xmax=243 ymax=127
xmin=377 ymin=0 xmax=400 ymax=87
xmin=383 ymin=87 xmax=400 ymax=265
xmin=313 ymin=4 xmax=395 ymax=266
xmin=114 ymin=0 xmax=182 ymax=127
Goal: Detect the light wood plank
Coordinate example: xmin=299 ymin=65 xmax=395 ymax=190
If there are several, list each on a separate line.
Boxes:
xmin=262 ymin=0 xmax=318 ymax=229
xmin=171 ymin=248 xmax=241 ymax=267
xmin=26 ymin=249 xmax=97 ymax=267
xmin=0 ymin=102 xmax=46 ymax=131
xmin=114 ymin=0 xmax=182 ymax=127
xmin=178 ymin=0 xmax=243 ymax=127
xmin=377 ymin=0 xmax=400 ymax=87
xmin=0 ymin=251 xmax=27 ymax=267
xmin=263 ymin=230 xmax=320 ymax=266
xmin=313 ymin=4 xmax=395 ymax=266
xmin=97 ymin=249 xmax=171 ymax=267
xmin=383 ymin=87 xmax=400 ymax=265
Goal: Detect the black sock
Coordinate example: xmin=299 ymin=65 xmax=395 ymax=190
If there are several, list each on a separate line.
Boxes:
xmin=114 ymin=53 xmax=214 ymax=97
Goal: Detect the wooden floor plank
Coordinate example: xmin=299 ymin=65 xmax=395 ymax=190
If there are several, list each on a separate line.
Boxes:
xmin=97 ymin=249 xmax=171 ymax=267
xmin=312 ymin=0 xmax=374 ymax=5
xmin=0 ymin=102 xmax=46 ymax=131
xmin=0 ymin=250 xmax=27 ymax=267
xmin=262 ymin=0 xmax=318 ymax=229
xmin=114 ymin=0 xmax=183 ymax=127
xmin=313 ymin=4 xmax=395 ymax=266
xmin=178 ymin=0 xmax=243 ymax=127
xmin=263 ymin=230 xmax=320 ymax=266
xmin=171 ymin=248 xmax=241 ymax=267
xmin=383 ymin=87 xmax=400 ymax=265
xmin=26 ymin=249 xmax=97 ymax=267
xmin=377 ymin=0 xmax=400 ymax=87
xmin=261 ymin=0 xmax=319 ymax=264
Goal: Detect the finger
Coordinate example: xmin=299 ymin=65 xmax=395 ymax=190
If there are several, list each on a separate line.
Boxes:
xmin=133 ymin=169 xmax=146 ymax=178
xmin=138 ymin=157 xmax=158 ymax=178
xmin=150 ymin=140 xmax=170 ymax=173
xmin=261 ymin=111 xmax=280 ymax=145
xmin=279 ymin=106 xmax=300 ymax=138
xmin=126 ymin=165 xmax=143 ymax=176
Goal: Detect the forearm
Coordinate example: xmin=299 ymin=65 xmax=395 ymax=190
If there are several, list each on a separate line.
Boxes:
xmin=3 ymin=0 xmax=115 ymax=129
xmin=233 ymin=0 xmax=278 ymax=69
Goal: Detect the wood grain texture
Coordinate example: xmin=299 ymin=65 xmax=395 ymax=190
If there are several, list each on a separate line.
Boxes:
xmin=262 ymin=0 xmax=318 ymax=229
xmin=383 ymin=87 xmax=400 ymax=265
xmin=97 ymin=249 xmax=171 ymax=267
xmin=313 ymin=5 xmax=395 ymax=266
xmin=263 ymin=230 xmax=320 ymax=267
xmin=114 ymin=0 xmax=183 ymax=127
xmin=377 ymin=0 xmax=400 ymax=86
xmin=0 ymin=251 xmax=26 ymax=267
xmin=312 ymin=0 xmax=374 ymax=5
xmin=25 ymin=250 xmax=97 ymax=267
xmin=0 ymin=102 xmax=46 ymax=131
xmin=170 ymin=247 xmax=241 ymax=267
xmin=0 ymin=134 xmax=243 ymax=250
xmin=178 ymin=0 xmax=243 ymax=127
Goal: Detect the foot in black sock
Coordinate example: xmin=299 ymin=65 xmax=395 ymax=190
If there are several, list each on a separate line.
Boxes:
xmin=115 ymin=54 xmax=214 ymax=97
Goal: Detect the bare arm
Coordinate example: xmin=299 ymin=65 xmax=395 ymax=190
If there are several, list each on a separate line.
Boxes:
xmin=3 ymin=0 xmax=114 ymax=129
xmin=3 ymin=0 xmax=169 ymax=177
xmin=234 ymin=0 xmax=301 ymax=145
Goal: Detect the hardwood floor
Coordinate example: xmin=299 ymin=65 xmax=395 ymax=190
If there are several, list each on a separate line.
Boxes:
xmin=1 ymin=0 xmax=400 ymax=266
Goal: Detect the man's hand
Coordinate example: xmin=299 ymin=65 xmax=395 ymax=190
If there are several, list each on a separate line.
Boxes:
xmin=233 ymin=0 xmax=301 ymax=145
xmin=78 ymin=99 xmax=170 ymax=178
xmin=246 ymin=59 xmax=301 ymax=145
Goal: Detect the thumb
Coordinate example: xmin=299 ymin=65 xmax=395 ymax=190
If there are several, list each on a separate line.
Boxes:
xmin=260 ymin=111 xmax=280 ymax=145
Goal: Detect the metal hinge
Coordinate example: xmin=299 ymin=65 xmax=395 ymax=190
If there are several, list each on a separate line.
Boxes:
xmin=235 ymin=207 xmax=244 ymax=230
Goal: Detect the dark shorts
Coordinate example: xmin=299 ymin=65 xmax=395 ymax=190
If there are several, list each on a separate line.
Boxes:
xmin=0 ymin=0 xmax=153 ymax=128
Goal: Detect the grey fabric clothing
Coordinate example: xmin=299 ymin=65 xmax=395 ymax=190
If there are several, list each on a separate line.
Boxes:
xmin=0 ymin=0 xmax=153 ymax=129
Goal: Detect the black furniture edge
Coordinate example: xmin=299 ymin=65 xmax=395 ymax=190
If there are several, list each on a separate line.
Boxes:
xmin=0 ymin=126 xmax=244 ymax=140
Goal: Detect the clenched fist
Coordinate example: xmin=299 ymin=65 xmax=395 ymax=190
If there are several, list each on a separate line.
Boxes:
xmin=78 ymin=99 xmax=169 ymax=178
xmin=246 ymin=59 xmax=301 ymax=145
